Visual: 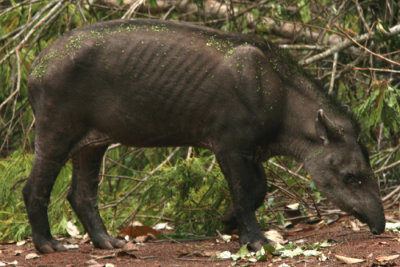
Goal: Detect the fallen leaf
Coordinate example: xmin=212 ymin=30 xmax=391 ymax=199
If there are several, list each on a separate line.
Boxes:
xmin=64 ymin=244 xmax=79 ymax=250
xmin=215 ymin=251 xmax=232 ymax=259
xmin=281 ymin=247 xmax=303 ymax=258
xmin=335 ymin=254 xmax=364 ymax=264
xmin=135 ymin=233 xmax=156 ymax=243
xmin=104 ymin=264 xmax=115 ymax=267
xmin=84 ymin=259 xmax=102 ymax=266
xmin=386 ymin=222 xmax=400 ymax=232
xmin=231 ymin=234 xmax=239 ymax=240
xmin=25 ymin=253 xmax=40 ymax=260
xmin=350 ymin=220 xmax=360 ymax=231
xmin=303 ymin=250 xmax=321 ymax=257
xmin=219 ymin=234 xmax=231 ymax=242
xmin=122 ymin=242 xmax=139 ymax=251
xmin=117 ymin=249 xmax=138 ymax=258
xmin=6 ymin=260 xmax=18 ymax=266
xmin=120 ymin=225 xmax=161 ymax=238
xmin=67 ymin=221 xmax=82 ymax=238
xmin=376 ymin=254 xmax=400 ymax=262
xmin=176 ymin=248 xmax=219 ymax=258
xmin=14 ymin=249 xmax=23 ymax=256
xmin=264 ymin=230 xmax=284 ymax=244
xmin=153 ymin=222 xmax=173 ymax=230
xmin=90 ymin=253 xmax=115 ymax=260
xmin=318 ymin=253 xmax=328 ymax=262
xmin=16 ymin=240 xmax=26 ymax=246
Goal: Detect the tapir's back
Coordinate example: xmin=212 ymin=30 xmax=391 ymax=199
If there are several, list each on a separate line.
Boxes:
xmin=28 ymin=20 xmax=283 ymax=147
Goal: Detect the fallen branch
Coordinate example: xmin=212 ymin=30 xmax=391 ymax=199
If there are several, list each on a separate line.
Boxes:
xmin=299 ymin=23 xmax=400 ymax=65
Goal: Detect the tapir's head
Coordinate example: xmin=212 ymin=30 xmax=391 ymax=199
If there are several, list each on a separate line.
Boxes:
xmin=304 ymin=109 xmax=385 ymax=234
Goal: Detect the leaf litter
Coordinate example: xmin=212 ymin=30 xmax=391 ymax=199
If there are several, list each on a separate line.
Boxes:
xmin=1 ymin=216 xmax=400 ymax=266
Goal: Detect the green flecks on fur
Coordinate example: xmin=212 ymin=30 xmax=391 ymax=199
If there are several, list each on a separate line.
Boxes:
xmin=151 ymin=24 xmax=168 ymax=32
xmin=66 ymin=34 xmax=83 ymax=50
xmin=206 ymin=35 xmax=235 ymax=58
xmin=31 ymin=51 xmax=57 ymax=79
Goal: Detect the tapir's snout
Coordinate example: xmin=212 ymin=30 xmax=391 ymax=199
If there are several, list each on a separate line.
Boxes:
xmin=369 ymin=216 xmax=385 ymax=235
xmin=353 ymin=206 xmax=385 ymax=235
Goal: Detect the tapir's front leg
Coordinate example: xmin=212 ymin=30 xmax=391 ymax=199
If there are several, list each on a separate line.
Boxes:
xmin=215 ymin=150 xmax=269 ymax=251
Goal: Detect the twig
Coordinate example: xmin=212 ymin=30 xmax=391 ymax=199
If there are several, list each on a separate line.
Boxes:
xmin=328 ymin=52 xmax=338 ymax=95
xmin=121 ymin=0 xmax=147 ymax=19
xmin=354 ymin=0 xmax=370 ymax=32
xmin=0 ymin=50 xmax=21 ymax=112
xmin=382 ymin=185 xmax=400 ymax=202
xmin=375 ymin=159 xmax=400 ymax=173
xmin=279 ymin=44 xmax=326 ymax=50
xmin=353 ymin=67 xmax=400 ymax=73
xmin=299 ymin=23 xmax=400 ymax=65
xmin=268 ymin=160 xmax=309 ymax=183
xmin=0 ymin=0 xmax=41 ymax=18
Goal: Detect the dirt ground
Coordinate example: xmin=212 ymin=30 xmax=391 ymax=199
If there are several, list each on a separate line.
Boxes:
xmin=1 ymin=213 xmax=400 ymax=267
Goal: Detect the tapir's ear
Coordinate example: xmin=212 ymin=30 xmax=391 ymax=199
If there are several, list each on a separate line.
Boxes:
xmin=315 ymin=109 xmax=344 ymax=145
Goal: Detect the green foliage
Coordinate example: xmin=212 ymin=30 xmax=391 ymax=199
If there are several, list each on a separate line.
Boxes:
xmin=0 ymin=151 xmax=31 ymax=241
xmin=353 ymin=81 xmax=400 ymax=138
xmin=99 ymin=148 xmax=229 ymax=236
xmin=297 ymin=0 xmax=311 ymax=23
xmin=0 ymin=150 xmax=77 ymax=241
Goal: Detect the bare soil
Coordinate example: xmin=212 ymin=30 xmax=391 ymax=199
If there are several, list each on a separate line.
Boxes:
xmin=1 ymin=214 xmax=400 ymax=266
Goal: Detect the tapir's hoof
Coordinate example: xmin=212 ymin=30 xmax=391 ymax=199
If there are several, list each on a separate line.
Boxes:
xmin=95 ymin=236 xmax=125 ymax=249
xmin=247 ymin=241 xmax=264 ymax=251
xmin=38 ymin=241 xmax=67 ymax=254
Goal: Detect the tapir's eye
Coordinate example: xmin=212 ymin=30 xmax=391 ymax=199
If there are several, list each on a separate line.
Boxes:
xmin=342 ymin=173 xmax=360 ymax=185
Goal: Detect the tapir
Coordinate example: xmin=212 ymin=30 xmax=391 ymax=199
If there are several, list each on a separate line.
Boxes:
xmin=24 ymin=19 xmax=385 ymax=253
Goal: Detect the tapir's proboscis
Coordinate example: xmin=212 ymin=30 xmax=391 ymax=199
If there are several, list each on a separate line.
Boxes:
xmin=24 ymin=19 xmax=385 ymax=253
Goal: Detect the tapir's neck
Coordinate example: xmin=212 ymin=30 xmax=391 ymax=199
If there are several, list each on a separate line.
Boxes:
xmin=268 ymin=78 xmax=338 ymax=160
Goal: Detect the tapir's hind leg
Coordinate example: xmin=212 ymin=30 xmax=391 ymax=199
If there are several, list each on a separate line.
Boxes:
xmin=67 ymin=145 xmax=125 ymax=249
xmin=23 ymin=130 xmax=76 ymax=253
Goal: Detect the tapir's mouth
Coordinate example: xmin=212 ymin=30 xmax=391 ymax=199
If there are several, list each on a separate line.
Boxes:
xmin=352 ymin=209 xmax=385 ymax=235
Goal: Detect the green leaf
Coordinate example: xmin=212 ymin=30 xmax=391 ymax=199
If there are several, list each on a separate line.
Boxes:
xmin=298 ymin=0 xmax=311 ymax=23
xmin=237 ymin=244 xmax=251 ymax=257
xmin=277 ymin=211 xmax=285 ymax=226
xmin=149 ymin=0 xmax=157 ymax=8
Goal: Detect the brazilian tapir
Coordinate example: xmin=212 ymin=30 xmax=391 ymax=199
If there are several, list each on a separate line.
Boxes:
xmin=24 ymin=19 xmax=385 ymax=253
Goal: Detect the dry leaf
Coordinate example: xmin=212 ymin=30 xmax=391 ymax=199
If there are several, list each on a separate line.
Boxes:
xmin=116 ymin=250 xmax=137 ymax=258
xmin=376 ymin=254 xmax=400 ymax=262
xmin=16 ymin=240 xmax=26 ymax=246
xmin=153 ymin=222 xmax=173 ymax=230
xmin=120 ymin=225 xmax=161 ymax=238
xmin=13 ymin=250 xmax=23 ymax=256
xmin=66 ymin=221 xmax=82 ymax=238
xmin=7 ymin=260 xmax=18 ymax=266
xmin=350 ymin=220 xmax=360 ymax=231
xmin=135 ymin=233 xmax=156 ymax=243
xmin=176 ymin=248 xmax=219 ymax=258
xmin=84 ymin=259 xmax=102 ymax=266
xmin=264 ymin=230 xmax=284 ymax=244
xmin=90 ymin=253 xmax=115 ymax=260
xmin=25 ymin=253 xmax=40 ymax=260
xmin=335 ymin=254 xmax=364 ymax=264
xmin=122 ymin=242 xmax=139 ymax=251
